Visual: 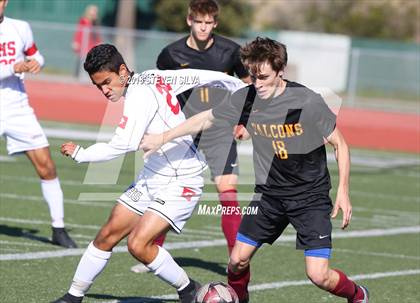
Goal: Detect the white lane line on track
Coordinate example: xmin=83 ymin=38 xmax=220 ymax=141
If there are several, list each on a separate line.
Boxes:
xmin=1 ymin=225 xmax=418 ymax=261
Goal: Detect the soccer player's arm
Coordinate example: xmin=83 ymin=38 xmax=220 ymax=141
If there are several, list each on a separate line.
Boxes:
xmin=327 ymin=128 xmax=351 ymax=229
xmin=22 ymin=21 xmax=44 ymax=73
xmin=141 ymin=109 xmax=215 ymax=158
xmin=141 ymin=88 xmax=248 ymax=157
xmin=312 ymin=96 xmax=351 ymax=229
xmin=64 ymin=87 xmax=158 ymax=163
xmin=166 ymin=69 xmax=247 ymax=95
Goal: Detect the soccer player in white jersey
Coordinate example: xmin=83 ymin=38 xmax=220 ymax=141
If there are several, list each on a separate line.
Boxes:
xmin=0 ymin=0 xmax=76 ymax=248
xmin=53 ymin=44 xmax=245 ymax=303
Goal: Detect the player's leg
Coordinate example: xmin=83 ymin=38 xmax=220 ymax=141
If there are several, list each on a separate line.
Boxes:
xmin=25 ymin=146 xmax=78 ymax=247
xmin=227 ymin=196 xmax=286 ymax=303
xmin=5 ymin=111 xmax=76 ymax=248
xmin=215 ymin=173 xmax=241 ymax=255
xmin=305 ymin=256 xmax=369 ymax=302
xmin=291 ymin=195 xmax=369 ymax=302
xmin=127 ymin=211 xmax=200 ymax=303
xmin=209 ymin=140 xmax=242 ymax=255
xmin=228 ymin=240 xmax=258 ymax=303
xmin=53 ymin=203 xmax=140 ymax=303
xmin=128 ymin=178 xmax=203 ymax=302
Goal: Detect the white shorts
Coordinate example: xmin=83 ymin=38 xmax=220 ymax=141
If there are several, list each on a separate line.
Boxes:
xmin=0 ymin=105 xmax=49 ymax=155
xmin=117 ymin=170 xmax=204 ymax=233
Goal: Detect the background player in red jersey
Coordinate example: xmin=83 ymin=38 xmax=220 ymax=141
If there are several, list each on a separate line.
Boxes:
xmin=131 ymin=0 xmax=251 ymax=274
xmin=140 ymin=37 xmax=369 ymax=303
xmin=0 ymin=0 xmax=76 ymax=248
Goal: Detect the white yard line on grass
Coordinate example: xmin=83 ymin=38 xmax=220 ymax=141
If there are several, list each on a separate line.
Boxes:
xmin=0 ymin=155 xmax=16 ymax=162
xmin=98 ymin=269 xmax=420 ymax=302
xmin=0 ymin=193 xmax=113 ymax=207
xmin=0 ymin=217 xmax=101 ymax=230
xmin=333 ymin=247 xmax=420 ymax=260
xmin=1 ymin=225 xmax=418 ymax=261
xmin=0 ymin=175 xmax=126 ymax=188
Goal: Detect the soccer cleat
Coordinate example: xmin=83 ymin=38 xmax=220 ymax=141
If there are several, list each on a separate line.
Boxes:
xmin=355 ymin=285 xmax=369 ymax=303
xmin=51 ymin=293 xmax=83 ymax=303
xmin=178 ymin=279 xmax=201 ymax=303
xmin=130 ymin=263 xmax=151 ymax=273
xmin=52 ymin=227 xmax=78 ymax=248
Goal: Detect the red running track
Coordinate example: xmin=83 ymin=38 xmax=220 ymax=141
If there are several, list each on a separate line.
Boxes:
xmin=26 ymin=80 xmax=420 ymax=153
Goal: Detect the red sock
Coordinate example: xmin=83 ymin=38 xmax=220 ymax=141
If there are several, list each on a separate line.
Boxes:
xmin=228 ymin=266 xmax=250 ymax=301
xmin=329 ymin=269 xmax=359 ymax=301
xmin=219 ymin=189 xmax=242 ymax=255
xmin=153 ymin=234 xmax=166 ymax=247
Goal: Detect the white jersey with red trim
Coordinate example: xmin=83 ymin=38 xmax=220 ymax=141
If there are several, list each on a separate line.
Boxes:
xmin=0 ymin=17 xmax=44 ymax=114
xmin=72 ymin=69 xmax=246 ymax=178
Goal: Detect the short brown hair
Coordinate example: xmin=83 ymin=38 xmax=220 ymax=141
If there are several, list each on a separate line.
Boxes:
xmin=240 ymin=37 xmax=288 ymax=75
xmin=188 ymin=0 xmax=219 ymax=19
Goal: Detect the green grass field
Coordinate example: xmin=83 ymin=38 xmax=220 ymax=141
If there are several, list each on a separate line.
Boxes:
xmin=1 ymin=121 xmax=419 ymax=302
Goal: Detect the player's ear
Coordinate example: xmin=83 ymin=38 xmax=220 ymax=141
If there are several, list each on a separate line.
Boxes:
xmin=118 ymin=64 xmax=128 ymax=76
xmin=186 ymin=15 xmax=193 ymax=27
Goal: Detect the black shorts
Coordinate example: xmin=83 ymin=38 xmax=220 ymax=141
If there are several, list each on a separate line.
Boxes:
xmin=198 ymin=139 xmax=239 ymax=180
xmin=238 ymin=193 xmax=333 ymax=250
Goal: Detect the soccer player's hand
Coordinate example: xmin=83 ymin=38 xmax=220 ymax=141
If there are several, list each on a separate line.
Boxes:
xmin=61 ymin=142 xmax=77 ymax=157
xmin=233 ymin=125 xmax=250 ymax=140
xmin=139 ymin=133 xmax=164 ymax=159
xmin=25 ymin=59 xmax=42 ymax=74
xmin=331 ymin=189 xmax=352 ymax=229
xmin=13 ymin=61 xmax=29 ymax=73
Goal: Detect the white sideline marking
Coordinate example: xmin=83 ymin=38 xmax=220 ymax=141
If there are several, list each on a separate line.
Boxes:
xmin=248 ymin=269 xmax=420 ymax=292
xmin=0 ymin=217 xmax=101 ymax=230
xmin=0 ymin=193 xmax=113 ymax=207
xmin=333 ymin=247 xmax=420 ymax=260
xmin=1 ymin=225 xmax=419 ymax=261
xmin=0 ymin=155 xmax=16 ymax=162
xmin=100 ymin=269 xmax=420 ymax=302
xmin=0 ymin=175 xmax=125 ymax=188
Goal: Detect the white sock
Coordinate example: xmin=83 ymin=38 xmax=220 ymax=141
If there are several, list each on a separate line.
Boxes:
xmin=146 ymin=246 xmax=190 ymax=291
xmin=41 ymin=177 xmax=64 ymax=228
xmin=68 ymin=242 xmax=112 ymax=297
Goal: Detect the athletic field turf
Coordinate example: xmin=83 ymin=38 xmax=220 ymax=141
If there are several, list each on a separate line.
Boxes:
xmin=1 ymin=121 xmax=419 ymax=302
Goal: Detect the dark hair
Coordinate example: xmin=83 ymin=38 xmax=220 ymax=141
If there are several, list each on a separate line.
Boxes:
xmin=84 ymin=44 xmax=126 ymax=75
xmin=189 ymin=0 xmax=219 ymax=19
xmin=240 ymin=37 xmax=288 ymax=74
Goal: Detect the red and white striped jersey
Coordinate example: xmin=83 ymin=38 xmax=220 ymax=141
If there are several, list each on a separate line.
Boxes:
xmin=0 ymin=17 xmax=44 ymax=112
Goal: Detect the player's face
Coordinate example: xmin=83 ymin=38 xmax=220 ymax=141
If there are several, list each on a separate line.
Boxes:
xmin=90 ymin=67 xmax=127 ymax=102
xmin=0 ymin=0 xmax=8 ymax=21
xmin=250 ymin=62 xmax=283 ymax=100
xmin=187 ymin=14 xmax=217 ymax=42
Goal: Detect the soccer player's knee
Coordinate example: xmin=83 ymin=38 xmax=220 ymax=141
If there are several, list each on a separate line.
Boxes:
xmin=229 ymin=254 xmax=249 ymax=272
xmin=127 ymin=234 xmax=148 ymax=261
xmin=306 ymin=268 xmax=329 ymax=288
xmin=94 ymin=226 xmax=118 ymax=250
xmin=37 ymin=158 xmax=56 ymax=179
